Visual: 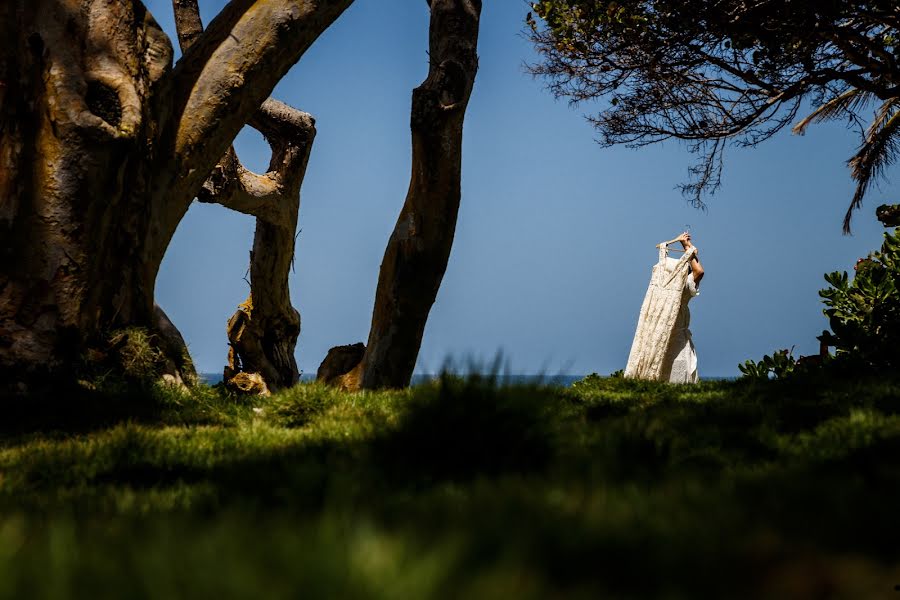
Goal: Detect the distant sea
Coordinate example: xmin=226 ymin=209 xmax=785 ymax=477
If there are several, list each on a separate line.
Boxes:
xmin=199 ymin=373 xmax=734 ymax=386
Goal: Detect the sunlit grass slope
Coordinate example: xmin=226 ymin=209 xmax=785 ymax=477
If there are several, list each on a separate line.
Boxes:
xmin=2 ymin=374 xmax=899 ymax=599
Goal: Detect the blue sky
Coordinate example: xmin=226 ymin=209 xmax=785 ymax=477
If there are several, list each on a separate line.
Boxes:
xmin=149 ymin=0 xmax=892 ymax=377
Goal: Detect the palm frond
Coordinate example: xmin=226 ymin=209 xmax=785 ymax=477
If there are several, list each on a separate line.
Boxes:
xmin=844 ymin=98 xmax=900 ymax=233
xmin=793 ymin=88 xmax=875 ymax=135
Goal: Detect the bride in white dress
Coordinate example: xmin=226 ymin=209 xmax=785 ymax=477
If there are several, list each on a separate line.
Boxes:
xmin=665 ymin=232 xmax=704 ymax=383
xmin=624 ymin=231 xmax=705 ymax=383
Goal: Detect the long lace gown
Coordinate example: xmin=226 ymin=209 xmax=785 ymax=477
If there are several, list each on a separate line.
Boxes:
xmin=624 ymin=245 xmax=700 ymax=383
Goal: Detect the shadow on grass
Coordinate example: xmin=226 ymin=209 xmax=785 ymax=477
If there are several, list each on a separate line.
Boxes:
xmin=3 ymin=373 xmax=900 ymax=597
xmin=373 ymin=374 xmax=566 ymax=484
xmin=0 ymin=381 xmax=253 ymax=444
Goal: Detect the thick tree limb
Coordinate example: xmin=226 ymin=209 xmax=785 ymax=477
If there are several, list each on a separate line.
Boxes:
xmin=250 ymin=98 xmax=318 ymax=194
xmin=333 ymin=0 xmax=481 ymax=390
xmin=196 ymin=148 xmax=286 ymax=222
xmin=144 ymin=0 xmax=353 ymax=294
xmin=170 ymin=0 xmax=352 ymax=198
xmin=169 ymin=0 xmax=257 ymax=115
xmin=172 ymin=0 xmax=316 ymax=392
xmin=172 ymin=0 xmax=204 ymax=51
xmin=172 ymin=2 xmax=313 ymax=227
xmin=195 ymin=100 xmax=316 ymax=227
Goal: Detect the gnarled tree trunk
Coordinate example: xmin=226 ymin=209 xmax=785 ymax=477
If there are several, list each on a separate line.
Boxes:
xmin=326 ymin=0 xmax=481 ymax=390
xmin=215 ymin=102 xmax=315 ymax=393
xmin=0 ymin=0 xmax=178 ymax=384
xmin=172 ymin=1 xmax=314 ymax=393
xmin=0 ymin=0 xmax=353 ymax=390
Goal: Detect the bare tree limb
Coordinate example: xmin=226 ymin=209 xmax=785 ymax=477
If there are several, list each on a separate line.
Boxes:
xmin=168 ymin=0 xmax=257 ymax=113
xmin=172 ymin=0 xmax=204 ymax=52
xmin=195 ymin=148 xmax=289 ymax=222
xmin=144 ymin=0 xmax=353 ymax=284
xmin=169 ymin=0 xmax=352 ymax=198
xmin=171 ymin=0 xmax=318 ymax=392
xmin=195 ymin=102 xmax=316 ymax=226
xmin=171 ymin=1 xmax=317 ymax=227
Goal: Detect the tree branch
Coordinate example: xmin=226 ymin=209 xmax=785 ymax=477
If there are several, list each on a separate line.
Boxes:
xmin=251 ymin=99 xmax=317 ymax=193
xmin=170 ymin=0 xmax=353 ymax=199
xmin=169 ymin=0 xmax=257 ymax=110
xmin=195 ymin=101 xmax=316 ymax=227
xmin=172 ymin=0 xmax=204 ymax=52
xmin=171 ymin=0 xmax=317 ymax=227
xmin=169 ymin=0 xmax=319 ymax=393
xmin=196 ymin=148 xmax=289 ymax=223
xmin=146 ymin=0 xmax=353 ymax=279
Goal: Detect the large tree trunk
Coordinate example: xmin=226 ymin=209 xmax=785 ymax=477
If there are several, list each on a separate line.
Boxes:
xmin=333 ymin=0 xmax=481 ymax=390
xmin=0 ymin=0 xmax=178 ymax=384
xmin=0 ymin=0 xmax=353 ymax=390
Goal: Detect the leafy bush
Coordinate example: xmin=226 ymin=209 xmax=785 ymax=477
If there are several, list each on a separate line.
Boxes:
xmin=819 ymin=228 xmax=900 ymax=371
xmin=738 ymin=348 xmax=797 ymax=380
xmin=740 ymin=228 xmax=900 ymax=376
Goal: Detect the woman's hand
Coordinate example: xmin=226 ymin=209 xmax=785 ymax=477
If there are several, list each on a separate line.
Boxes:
xmin=679 ymin=231 xmax=704 ymax=283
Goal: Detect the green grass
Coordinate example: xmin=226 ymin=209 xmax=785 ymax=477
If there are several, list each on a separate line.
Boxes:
xmin=2 ymin=374 xmax=900 ymax=598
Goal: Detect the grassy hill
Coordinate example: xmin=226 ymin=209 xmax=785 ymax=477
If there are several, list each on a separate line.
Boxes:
xmin=2 ymin=374 xmax=899 ymax=598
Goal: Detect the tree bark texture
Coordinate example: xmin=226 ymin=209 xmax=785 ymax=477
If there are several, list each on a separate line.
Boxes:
xmin=173 ymin=2 xmax=314 ymax=392
xmin=1 ymin=0 xmax=176 ymax=381
xmin=0 ymin=0 xmax=352 ymax=387
xmin=217 ymin=101 xmax=315 ymax=392
xmin=346 ymin=0 xmax=481 ymax=390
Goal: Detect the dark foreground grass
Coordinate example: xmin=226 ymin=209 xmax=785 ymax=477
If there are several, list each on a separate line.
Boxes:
xmin=2 ymin=374 xmax=900 ymax=598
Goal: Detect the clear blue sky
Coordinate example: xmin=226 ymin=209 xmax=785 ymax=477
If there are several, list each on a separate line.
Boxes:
xmin=148 ymin=0 xmax=892 ymax=377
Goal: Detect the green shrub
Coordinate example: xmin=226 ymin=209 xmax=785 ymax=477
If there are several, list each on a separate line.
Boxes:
xmin=738 ymin=348 xmax=797 ymax=380
xmin=819 ymin=228 xmax=900 ymax=371
xmin=740 ymin=228 xmax=900 ymax=376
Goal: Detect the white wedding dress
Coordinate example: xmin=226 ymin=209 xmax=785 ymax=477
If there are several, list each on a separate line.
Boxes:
xmin=624 ymin=245 xmax=700 ymax=383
